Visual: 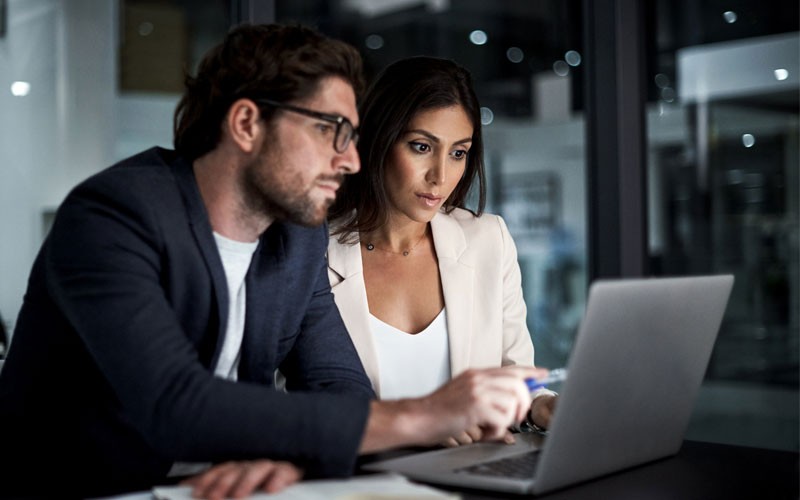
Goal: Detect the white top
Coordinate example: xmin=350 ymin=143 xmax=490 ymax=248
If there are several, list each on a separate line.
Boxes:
xmin=212 ymin=232 xmax=259 ymax=381
xmin=370 ymin=308 xmax=451 ymax=399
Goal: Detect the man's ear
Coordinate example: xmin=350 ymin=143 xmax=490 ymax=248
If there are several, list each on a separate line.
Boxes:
xmin=225 ymin=98 xmax=262 ymax=154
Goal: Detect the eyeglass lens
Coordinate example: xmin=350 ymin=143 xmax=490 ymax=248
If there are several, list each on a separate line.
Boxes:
xmin=335 ymin=121 xmax=356 ymax=153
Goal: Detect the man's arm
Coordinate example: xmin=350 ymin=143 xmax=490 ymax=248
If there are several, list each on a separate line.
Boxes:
xmin=360 ymin=366 xmax=544 ymax=452
xmin=182 ymin=365 xmax=544 ymax=499
xmin=278 ymin=241 xmax=375 ymax=398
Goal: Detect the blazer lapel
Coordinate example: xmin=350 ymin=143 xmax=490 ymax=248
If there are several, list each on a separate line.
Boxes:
xmin=431 ymin=212 xmax=474 ymax=377
xmin=174 ymin=158 xmax=229 ymax=368
xmin=328 ymin=235 xmax=382 ymax=394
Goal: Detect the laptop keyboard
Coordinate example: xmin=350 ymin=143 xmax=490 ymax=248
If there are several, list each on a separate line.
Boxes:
xmin=454 ymin=450 xmax=541 ymax=479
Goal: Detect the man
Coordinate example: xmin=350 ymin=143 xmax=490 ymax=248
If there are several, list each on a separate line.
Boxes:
xmin=0 ymin=24 xmax=542 ymax=499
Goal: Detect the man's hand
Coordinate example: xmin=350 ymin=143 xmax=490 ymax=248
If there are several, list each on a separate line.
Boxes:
xmin=361 ymin=365 xmax=549 ymax=452
xmin=180 ymin=460 xmax=303 ymax=500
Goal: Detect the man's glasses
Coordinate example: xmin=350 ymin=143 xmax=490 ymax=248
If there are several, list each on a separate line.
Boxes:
xmin=256 ymin=99 xmax=358 ymax=154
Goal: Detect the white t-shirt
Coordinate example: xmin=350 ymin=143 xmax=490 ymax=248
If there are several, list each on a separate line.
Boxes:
xmin=212 ymin=232 xmax=259 ymax=381
xmin=370 ymin=309 xmax=451 ymax=399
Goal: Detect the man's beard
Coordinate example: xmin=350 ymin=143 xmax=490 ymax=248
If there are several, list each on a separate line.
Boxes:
xmin=240 ymin=151 xmax=342 ymax=228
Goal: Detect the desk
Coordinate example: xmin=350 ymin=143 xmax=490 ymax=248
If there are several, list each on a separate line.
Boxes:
xmin=363 ymin=440 xmax=799 ymax=499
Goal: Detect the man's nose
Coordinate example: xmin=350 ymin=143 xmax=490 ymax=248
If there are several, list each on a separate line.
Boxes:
xmin=335 ymin=140 xmax=360 ymax=174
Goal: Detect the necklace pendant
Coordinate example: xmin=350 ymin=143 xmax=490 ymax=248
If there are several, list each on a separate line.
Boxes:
xmin=402 ymin=250 xmax=409 ymax=256
xmin=366 ymin=243 xmax=374 ymax=251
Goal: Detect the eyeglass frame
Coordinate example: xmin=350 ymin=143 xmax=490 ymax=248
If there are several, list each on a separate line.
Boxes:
xmin=254 ymin=99 xmax=359 ymax=154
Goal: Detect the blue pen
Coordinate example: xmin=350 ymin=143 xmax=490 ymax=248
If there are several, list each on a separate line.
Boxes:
xmin=525 ymin=368 xmax=568 ymax=391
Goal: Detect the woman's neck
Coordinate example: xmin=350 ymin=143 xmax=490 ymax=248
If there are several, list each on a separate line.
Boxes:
xmin=362 ymin=219 xmax=430 ymax=255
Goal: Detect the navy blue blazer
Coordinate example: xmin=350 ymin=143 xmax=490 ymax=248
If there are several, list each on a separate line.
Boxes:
xmin=0 ymin=148 xmax=374 ymax=497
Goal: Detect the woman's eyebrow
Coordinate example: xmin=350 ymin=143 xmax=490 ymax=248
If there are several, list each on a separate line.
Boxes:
xmin=404 ymin=129 xmax=472 ymax=146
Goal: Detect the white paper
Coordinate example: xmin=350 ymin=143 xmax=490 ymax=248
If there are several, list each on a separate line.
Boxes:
xmin=152 ymin=473 xmax=459 ymax=500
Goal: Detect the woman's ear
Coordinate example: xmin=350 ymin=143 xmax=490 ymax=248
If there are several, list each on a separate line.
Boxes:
xmin=225 ymin=98 xmax=262 ymax=154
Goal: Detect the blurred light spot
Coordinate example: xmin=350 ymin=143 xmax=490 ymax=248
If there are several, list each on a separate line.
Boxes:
xmin=138 ymin=21 xmax=154 ymax=36
xmin=506 ymin=47 xmax=524 ymax=63
xmin=654 ymin=73 xmax=670 ymax=88
xmin=564 ymin=50 xmax=581 ymax=66
xmin=553 ymin=60 xmax=569 ymax=76
xmin=480 ymin=107 xmax=494 ymax=125
xmin=723 ymin=11 xmax=737 ymax=23
xmin=660 ymin=87 xmax=676 ymax=103
xmin=11 ymin=81 xmax=31 ymax=97
xmin=742 ymin=133 xmax=755 ymax=148
xmin=365 ymin=34 xmax=384 ymax=50
xmin=469 ymin=30 xmax=488 ymax=46
xmin=774 ymin=68 xmax=789 ymax=81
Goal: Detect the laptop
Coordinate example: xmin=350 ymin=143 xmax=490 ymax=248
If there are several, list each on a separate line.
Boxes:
xmin=363 ymin=275 xmax=734 ymax=495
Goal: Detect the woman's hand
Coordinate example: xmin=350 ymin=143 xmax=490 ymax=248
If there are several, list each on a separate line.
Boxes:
xmin=441 ymin=425 xmax=517 ymax=447
xmin=529 ymin=392 xmax=558 ymax=430
xmin=180 ymin=460 xmax=303 ymax=500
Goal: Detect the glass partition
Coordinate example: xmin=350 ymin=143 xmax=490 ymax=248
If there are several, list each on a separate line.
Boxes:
xmin=647 ymin=1 xmax=799 ymax=450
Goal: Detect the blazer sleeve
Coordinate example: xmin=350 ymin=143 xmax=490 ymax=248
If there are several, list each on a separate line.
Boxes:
xmin=45 ymin=177 xmax=370 ymax=477
xmin=279 ymin=251 xmax=375 ymax=398
xmin=496 ymin=216 xmax=536 ymax=367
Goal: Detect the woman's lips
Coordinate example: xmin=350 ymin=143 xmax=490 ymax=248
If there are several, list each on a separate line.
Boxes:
xmin=416 ymin=193 xmax=442 ymax=207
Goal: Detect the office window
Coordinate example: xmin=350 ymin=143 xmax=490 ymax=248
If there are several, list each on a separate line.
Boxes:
xmin=276 ymin=0 xmax=588 ymax=370
xmin=646 ymin=1 xmax=799 ymax=450
xmin=117 ymin=0 xmax=230 ymax=159
xmin=0 ymin=0 xmax=230 ymax=338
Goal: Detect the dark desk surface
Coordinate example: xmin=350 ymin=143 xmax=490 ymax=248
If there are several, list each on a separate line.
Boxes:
xmin=363 ymin=440 xmax=799 ymax=500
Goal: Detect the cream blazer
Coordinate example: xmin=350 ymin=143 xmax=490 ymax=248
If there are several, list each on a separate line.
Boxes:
xmin=327 ymin=208 xmax=535 ymax=396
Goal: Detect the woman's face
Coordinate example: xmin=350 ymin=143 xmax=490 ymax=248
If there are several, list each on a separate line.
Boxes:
xmin=383 ymin=105 xmax=473 ymax=224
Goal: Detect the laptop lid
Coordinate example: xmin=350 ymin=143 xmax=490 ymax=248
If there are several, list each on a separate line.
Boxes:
xmin=363 ymin=275 xmax=734 ymax=495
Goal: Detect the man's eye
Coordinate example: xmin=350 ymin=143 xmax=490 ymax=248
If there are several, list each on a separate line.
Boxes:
xmin=317 ymin=123 xmax=335 ymax=134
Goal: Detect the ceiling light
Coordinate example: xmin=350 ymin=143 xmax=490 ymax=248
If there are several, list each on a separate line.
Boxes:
xmin=564 ymin=50 xmax=582 ymax=67
xmin=11 ymin=81 xmax=30 ymax=97
xmin=506 ymin=47 xmax=524 ymax=63
xmin=553 ymin=60 xmax=569 ymax=77
xmin=480 ymin=107 xmax=494 ymax=125
xmin=774 ymin=68 xmax=789 ymax=81
xmin=365 ymin=34 xmax=384 ymax=50
xmin=469 ymin=30 xmax=488 ymax=46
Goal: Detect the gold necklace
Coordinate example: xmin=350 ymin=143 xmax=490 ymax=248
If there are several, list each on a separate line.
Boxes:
xmin=364 ymin=227 xmax=428 ymax=257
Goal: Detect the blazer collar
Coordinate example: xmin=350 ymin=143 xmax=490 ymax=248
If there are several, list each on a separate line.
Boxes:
xmin=431 ymin=210 xmax=474 ymax=377
xmin=329 ymin=210 xmax=477 ymax=385
xmin=327 ymin=232 xmax=362 ymax=281
xmin=173 ymin=154 xmax=230 ymax=368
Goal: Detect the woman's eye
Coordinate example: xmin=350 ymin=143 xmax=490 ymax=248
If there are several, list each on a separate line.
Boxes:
xmin=452 ymin=149 xmax=468 ymax=160
xmin=409 ymin=142 xmax=430 ymax=153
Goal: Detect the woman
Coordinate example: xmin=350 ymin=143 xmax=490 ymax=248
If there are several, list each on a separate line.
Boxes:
xmin=328 ymin=56 xmax=556 ymax=444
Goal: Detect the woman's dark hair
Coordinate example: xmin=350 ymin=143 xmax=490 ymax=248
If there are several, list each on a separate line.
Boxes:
xmin=174 ymin=23 xmax=364 ymax=161
xmin=329 ymin=56 xmax=486 ymax=241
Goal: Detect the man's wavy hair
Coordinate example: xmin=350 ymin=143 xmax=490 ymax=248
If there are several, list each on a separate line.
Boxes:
xmin=174 ymin=23 xmax=364 ymax=161
xmin=329 ymin=56 xmax=486 ymax=242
